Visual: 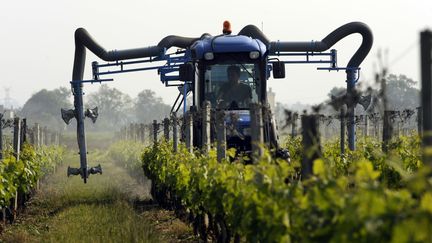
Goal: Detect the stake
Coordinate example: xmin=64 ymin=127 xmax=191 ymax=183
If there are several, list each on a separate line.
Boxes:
xmin=216 ymin=108 xmax=226 ymax=162
xmin=250 ymin=103 xmax=264 ymax=162
xmin=163 ymin=118 xmax=170 ymax=141
xmin=340 ymin=107 xmax=346 ymax=156
xmin=421 ymin=30 xmax=432 ymax=165
xmin=13 ymin=118 xmax=21 ymax=161
xmin=185 ymin=112 xmax=193 ymax=153
xmin=202 ymin=101 xmax=211 ymax=153
xmin=301 ymin=115 xmax=321 ymax=179
xmin=382 ymin=110 xmax=393 ymax=152
xmin=153 ymin=120 xmax=158 ymax=145
xmin=172 ymin=113 xmax=178 ymax=152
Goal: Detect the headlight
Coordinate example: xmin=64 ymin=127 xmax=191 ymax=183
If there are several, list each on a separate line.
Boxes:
xmin=249 ymin=51 xmax=260 ymax=59
xmin=204 ymin=52 xmax=214 ymax=60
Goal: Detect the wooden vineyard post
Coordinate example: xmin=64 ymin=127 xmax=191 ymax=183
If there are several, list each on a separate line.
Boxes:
xmin=124 ymin=125 xmax=128 ymax=140
xmin=291 ymin=112 xmax=298 ymax=138
xmin=202 ymin=101 xmax=211 ymax=153
xmin=185 ymin=112 xmax=194 ymax=153
xmin=34 ymin=123 xmax=40 ymax=148
xmin=0 ymin=114 xmax=3 ymax=161
xmin=56 ymin=132 xmax=60 ymax=145
xmin=216 ymin=108 xmax=226 ymax=162
xmin=163 ymin=118 xmax=170 ymax=141
xmin=364 ymin=114 xmax=369 ymax=137
xmin=135 ymin=123 xmax=140 ymax=141
xmin=45 ymin=127 xmax=51 ymax=146
xmin=34 ymin=124 xmax=41 ymax=191
xmin=147 ymin=124 xmax=152 ymax=143
xmin=301 ymin=115 xmax=321 ymax=179
xmin=131 ymin=123 xmax=135 ymax=141
xmin=395 ymin=118 xmax=401 ymax=138
xmin=28 ymin=126 xmax=34 ymax=145
xmin=21 ymin=118 xmax=27 ymax=147
xmin=340 ymin=107 xmax=346 ymax=156
xmin=172 ymin=113 xmax=178 ymax=152
xmin=39 ymin=125 xmax=44 ymax=146
xmin=129 ymin=123 xmax=133 ymax=141
xmin=417 ymin=107 xmax=423 ymax=137
xmin=250 ymin=103 xmax=264 ymax=162
xmin=42 ymin=127 xmax=48 ymax=146
xmin=135 ymin=123 xmax=139 ymax=141
xmin=132 ymin=123 xmax=137 ymax=141
xmin=421 ymin=30 xmax=432 ymax=165
xmin=140 ymin=123 xmax=145 ymax=144
xmin=152 ymin=120 xmax=158 ymax=145
xmin=12 ymin=117 xmax=21 ymax=221
xmin=13 ymin=118 xmax=21 ymax=161
xmin=382 ymin=110 xmax=393 ymax=152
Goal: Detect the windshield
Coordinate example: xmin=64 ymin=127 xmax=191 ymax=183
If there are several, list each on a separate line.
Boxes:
xmin=204 ymin=63 xmax=260 ymax=109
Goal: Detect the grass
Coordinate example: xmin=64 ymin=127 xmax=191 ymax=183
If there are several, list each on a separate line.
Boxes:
xmin=0 ymin=149 xmax=194 ymax=243
xmin=61 ymin=132 xmax=116 ymax=150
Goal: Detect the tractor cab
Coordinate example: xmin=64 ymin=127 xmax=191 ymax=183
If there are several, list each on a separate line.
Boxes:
xmin=182 ymin=33 xmax=283 ymax=155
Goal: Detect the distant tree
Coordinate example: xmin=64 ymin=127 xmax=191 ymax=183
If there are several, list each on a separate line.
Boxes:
xmin=86 ymin=84 xmax=132 ymax=131
xmin=327 ymin=86 xmax=346 ymax=99
xmin=323 ymin=74 xmax=419 ymax=113
xmin=134 ymin=89 xmax=171 ymax=124
xmin=385 ymin=74 xmax=419 ymax=110
xmin=21 ymin=87 xmax=72 ymax=130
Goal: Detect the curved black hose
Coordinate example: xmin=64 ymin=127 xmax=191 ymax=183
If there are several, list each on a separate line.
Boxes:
xmin=72 ymin=28 xmax=202 ymax=81
xmin=158 ymin=35 xmax=201 ymax=49
xmin=238 ymin=25 xmax=270 ymax=46
xmin=269 ymin=22 xmax=373 ymax=68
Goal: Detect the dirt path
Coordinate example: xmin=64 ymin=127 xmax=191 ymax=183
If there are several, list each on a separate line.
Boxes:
xmin=0 ymin=151 xmax=196 ymax=243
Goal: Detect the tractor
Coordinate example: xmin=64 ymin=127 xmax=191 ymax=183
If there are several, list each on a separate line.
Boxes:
xmin=62 ymin=21 xmax=373 ymax=183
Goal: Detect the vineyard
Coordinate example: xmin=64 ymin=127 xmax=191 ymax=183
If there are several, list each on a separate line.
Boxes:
xmin=90 ymin=129 xmax=430 ymax=242
xmin=2 ymin=114 xmax=431 ymax=242
xmin=138 ymin=131 xmax=430 ymax=242
xmin=1 ymin=4 xmax=432 ymax=243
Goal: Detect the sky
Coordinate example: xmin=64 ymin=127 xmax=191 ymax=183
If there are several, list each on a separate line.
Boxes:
xmin=0 ymin=0 xmax=431 ymax=109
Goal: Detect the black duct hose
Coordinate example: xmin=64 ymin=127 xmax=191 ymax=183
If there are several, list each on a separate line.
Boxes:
xmin=269 ymin=22 xmax=373 ymax=68
xmin=266 ymin=21 xmax=373 ymax=151
xmin=71 ymin=28 xmax=204 ymax=182
xmin=158 ymin=35 xmax=203 ymax=49
xmin=238 ymin=22 xmax=373 ymax=152
xmin=238 ymin=25 xmax=270 ymax=46
xmin=72 ymin=28 xmax=202 ymax=81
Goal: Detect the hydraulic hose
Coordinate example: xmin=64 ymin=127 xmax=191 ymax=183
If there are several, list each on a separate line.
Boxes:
xmin=269 ymin=22 xmax=373 ymax=68
xmin=72 ymin=28 xmax=201 ymax=81
xmin=71 ymin=28 xmax=202 ymax=182
xmin=238 ymin=25 xmax=270 ymax=46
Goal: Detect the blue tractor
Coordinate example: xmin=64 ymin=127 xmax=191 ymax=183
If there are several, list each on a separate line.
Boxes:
xmin=63 ymin=21 xmax=373 ymax=182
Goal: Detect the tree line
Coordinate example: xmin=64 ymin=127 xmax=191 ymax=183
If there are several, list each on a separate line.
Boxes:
xmin=15 ymin=84 xmax=171 ymax=132
xmin=2 ymin=73 xmax=419 ymax=134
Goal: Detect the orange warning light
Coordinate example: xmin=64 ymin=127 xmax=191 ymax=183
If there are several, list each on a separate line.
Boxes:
xmin=223 ymin=20 xmax=232 ymax=35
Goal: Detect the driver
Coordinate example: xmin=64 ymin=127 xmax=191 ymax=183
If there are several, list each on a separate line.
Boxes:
xmin=218 ymin=65 xmax=252 ymax=107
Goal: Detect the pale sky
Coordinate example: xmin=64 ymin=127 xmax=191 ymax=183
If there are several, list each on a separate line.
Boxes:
xmin=1 ymin=0 xmax=431 ymax=108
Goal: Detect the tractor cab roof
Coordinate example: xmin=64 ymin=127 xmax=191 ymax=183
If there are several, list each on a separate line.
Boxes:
xmin=190 ymin=34 xmax=267 ymax=60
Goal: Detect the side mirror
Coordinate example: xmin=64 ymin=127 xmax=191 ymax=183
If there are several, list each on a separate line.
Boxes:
xmin=179 ymin=63 xmax=194 ymax=81
xmin=272 ymin=62 xmax=285 ymax=79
